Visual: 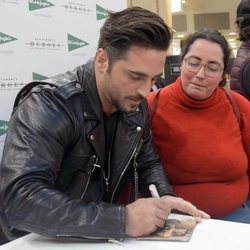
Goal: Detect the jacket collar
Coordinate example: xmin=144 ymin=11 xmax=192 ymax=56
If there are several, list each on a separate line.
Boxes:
xmin=75 ymin=58 xmax=103 ymax=121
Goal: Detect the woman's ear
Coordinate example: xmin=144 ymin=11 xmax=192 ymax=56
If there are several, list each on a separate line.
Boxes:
xmin=219 ymin=74 xmax=226 ymax=87
xmin=95 ymin=48 xmax=108 ymax=73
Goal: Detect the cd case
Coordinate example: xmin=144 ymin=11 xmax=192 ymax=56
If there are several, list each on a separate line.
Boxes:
xmin=136 ymin=213 xmax=197 ymax=242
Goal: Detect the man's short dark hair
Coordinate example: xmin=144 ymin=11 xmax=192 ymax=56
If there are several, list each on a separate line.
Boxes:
xmin=98 ymin=7 xmax=172 ymax=70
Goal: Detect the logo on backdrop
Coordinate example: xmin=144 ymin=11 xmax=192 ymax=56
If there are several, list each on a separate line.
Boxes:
xmin=29 ymin=0 xmax=54 ymax=11
xmin=67 ymin=34 xmax=89 ymax=52
xmin=26 ymin=37 xmax=64 ymax=51
xmin=33 ymin=72 xmax=47 ymax=81
xmin=0 ymin=77 xmax=25 ymax=90
xmin=0 ymin=32 xmax=17 ymax=46
xmin=96 ymin=4 xmax=108 ymax=20
xmin=0 ymin=120 xmax=8 ymax=137
xmin=0 ymin=0 xmax=20 ymax=4
xmin=61 ymin=1 xmax=93 ymax=15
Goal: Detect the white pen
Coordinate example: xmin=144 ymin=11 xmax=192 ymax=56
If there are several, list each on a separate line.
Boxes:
xmin=149 ymin=184 xmax=160 ymax=199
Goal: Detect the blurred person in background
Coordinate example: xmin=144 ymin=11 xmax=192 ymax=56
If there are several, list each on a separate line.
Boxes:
xmin=231 ymin=0 xmax=250 ymax=100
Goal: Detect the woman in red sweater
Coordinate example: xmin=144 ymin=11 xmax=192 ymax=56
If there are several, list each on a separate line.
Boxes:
xmin=148 ymin=28 xmax=250 ymax=222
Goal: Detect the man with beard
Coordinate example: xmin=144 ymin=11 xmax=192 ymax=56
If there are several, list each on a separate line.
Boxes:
xmin=0 ymin=7 xmax=209 ymax=243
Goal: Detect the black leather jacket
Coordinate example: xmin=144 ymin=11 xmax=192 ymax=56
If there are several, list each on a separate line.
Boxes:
xmin=0 ymin=59 xmax=174 ymax=241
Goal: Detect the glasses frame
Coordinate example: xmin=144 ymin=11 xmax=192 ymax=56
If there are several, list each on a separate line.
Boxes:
xmin=183 ymin=57 xmax=224 ymax=78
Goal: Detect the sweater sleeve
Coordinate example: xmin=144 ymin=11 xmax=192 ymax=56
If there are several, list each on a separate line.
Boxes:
xmin=232 ymin=91 xmax=250 ymax=195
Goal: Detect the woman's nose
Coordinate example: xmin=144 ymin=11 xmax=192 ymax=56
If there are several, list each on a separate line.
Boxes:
xmin=195 ymin=65 xmax=206 ymax=78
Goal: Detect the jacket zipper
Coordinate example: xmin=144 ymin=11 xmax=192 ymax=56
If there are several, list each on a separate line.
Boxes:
xmin=110 ymin=135 xmax=142 ymax=203
xmin=56 ymin=233 xmax=123 ymax=243
xmin=80 ymin=155 xmax=100 ymax=199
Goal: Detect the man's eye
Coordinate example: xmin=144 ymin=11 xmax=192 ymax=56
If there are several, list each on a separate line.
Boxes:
xmin=130 ymin=75 xmax=143 ymax=80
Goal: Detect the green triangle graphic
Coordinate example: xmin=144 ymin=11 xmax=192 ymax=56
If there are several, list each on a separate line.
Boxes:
xmin=0 ymin=32 xmax=17 ymax=45
xmin=29 ymin=0 xmax=54 ymax=11
xmin=96 ymin=4 xmax=108 ymax=20
xmin=0 ymin=120 xmax=9 ymax=136
xmin=67 ymin=34 xmax=89 ymax=52
xmin=33 ymin=72 xmax=47 ymax=81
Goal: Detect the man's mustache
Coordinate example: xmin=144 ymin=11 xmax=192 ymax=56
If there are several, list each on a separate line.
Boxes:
xmin=127 ymin=95 xmax=144 ymax=102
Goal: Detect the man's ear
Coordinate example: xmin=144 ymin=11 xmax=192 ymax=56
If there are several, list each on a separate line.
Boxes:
xmin=95 ymin=48 xmax=108 ymax=73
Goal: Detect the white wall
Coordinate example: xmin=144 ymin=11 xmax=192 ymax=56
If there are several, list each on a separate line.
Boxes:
xmin=0 ymin=0 xmax=127 ymax=159
xmin=182 ymin=0 xmax=241 ymax=33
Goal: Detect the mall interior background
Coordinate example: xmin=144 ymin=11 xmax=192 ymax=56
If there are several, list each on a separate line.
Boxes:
xmin=0 ymin=0 xmax=242 ymax=159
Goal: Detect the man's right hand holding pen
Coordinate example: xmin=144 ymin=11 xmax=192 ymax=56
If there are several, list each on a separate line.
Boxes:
xmin=125 ymin=184 xmax=210 ymax=237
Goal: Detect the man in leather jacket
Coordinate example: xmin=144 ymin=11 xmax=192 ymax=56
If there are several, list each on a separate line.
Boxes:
xmin=0 ymin=7 xmax=209 ymax=243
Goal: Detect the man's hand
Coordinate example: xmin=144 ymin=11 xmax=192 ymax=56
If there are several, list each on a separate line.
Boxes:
xmin=125 ymin=196 xmax=210 ymax=237
xmin=161 ymin=195 xmax=210 ymax=222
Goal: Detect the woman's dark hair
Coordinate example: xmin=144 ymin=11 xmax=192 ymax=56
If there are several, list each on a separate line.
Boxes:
xmin=181 ymin=28 xmax=231 ymax=85
xmin=236 ymin=0 xmax=250 ymax=41
xmin=98 ymin=7 xmax=172 ymax=71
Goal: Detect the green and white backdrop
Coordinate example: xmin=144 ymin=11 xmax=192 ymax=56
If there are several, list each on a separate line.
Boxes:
xmin=0 ymin=0 xmax=127 ymax=159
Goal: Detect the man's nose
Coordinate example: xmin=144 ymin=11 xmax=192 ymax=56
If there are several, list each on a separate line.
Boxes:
xmin=137 ymin=80 xmax=152 ymax=98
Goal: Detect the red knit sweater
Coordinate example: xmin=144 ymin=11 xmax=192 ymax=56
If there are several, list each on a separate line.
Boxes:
xmin=148 ymin=77 xmax=250 ymax=217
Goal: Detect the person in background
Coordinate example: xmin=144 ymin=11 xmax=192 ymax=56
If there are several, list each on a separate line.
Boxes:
xmin=230 ymin=0 xmax=250 ymax=100
xmin=148 ymin=28 xmax=250 ymax=223
xmin=151 ymin=76 xmax=169 ymax=91
xmin=0 ymin=7 xmax=209 ymax=243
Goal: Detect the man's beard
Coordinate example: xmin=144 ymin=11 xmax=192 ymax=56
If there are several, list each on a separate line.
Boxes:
xmin=112 ymin=95 xmax=144 ymax=113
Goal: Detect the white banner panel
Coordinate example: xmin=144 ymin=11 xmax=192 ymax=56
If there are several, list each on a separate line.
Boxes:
xmin=0 ymin=0 xmax=127 ymax=158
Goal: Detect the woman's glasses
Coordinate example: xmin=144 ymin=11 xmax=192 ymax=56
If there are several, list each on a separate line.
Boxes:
xmin=184 ymin=57 xmax=223 ymax=78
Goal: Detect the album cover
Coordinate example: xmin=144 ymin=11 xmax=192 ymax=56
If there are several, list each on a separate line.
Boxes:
xmin=136 ymin=213 xmax=197 ymax=242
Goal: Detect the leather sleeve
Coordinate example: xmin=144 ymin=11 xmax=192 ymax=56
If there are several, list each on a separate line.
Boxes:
xmin=232 ymin=91 xmax=250 ymax=195
xmin=0 ymin=87 xmax=125 ymax=241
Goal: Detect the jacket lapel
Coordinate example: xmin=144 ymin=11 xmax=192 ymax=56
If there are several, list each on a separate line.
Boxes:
xmin=78 ymin=59 xmax=106 ymax=168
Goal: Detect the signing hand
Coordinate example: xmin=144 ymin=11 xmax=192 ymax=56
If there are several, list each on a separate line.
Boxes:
xmin=161 ymin=195 xmax=210 ymax=222
xmin=125 ymin=196 xmax=210 ymax=237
